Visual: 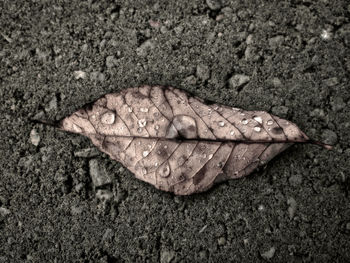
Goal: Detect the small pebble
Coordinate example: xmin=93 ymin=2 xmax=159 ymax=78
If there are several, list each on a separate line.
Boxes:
xmin=289 ymin=173 xmax=303 ymax=186
xmin=90 ymin=71 xmax=105 ymax=82
xmin=102 ymin=228 xmax=114 ymax=242
xmin=196 ymin=64 xmax=210 ymax=81
xmin=160 ymin=250 xmax=175 ymax=263
xmin=229 ymin=74 xmax=250 ymax=90
xmin=323 ymin=77 xmax=339 ymax=87
xmin=45 ymin=96 xmax=57 ymax=112
xmin=136 ymin=40 xmax=155 ymax=56
xmin=206 ymin=0 xmax=222 ymax=10
xmin=89 ymin=159 xmax=112 ymax=187
xmin=346 ymin=222 xmax=350 ymax=230
xmin=106 ymin=55 xmax=117 ymax=68
xmin=0 ymin=207 xmax=11 ymax=216
xmin=73 ymin=70 xmax=87 ymax=80
xmin=74 ymin=148 xmax=100 ymax=158
xmin=330 ymin=96 xmax=346 ymax=112
xmin=287 ymin=197 xmax=297 ymax=219
xmin=322 ymin=129 xmax=338 ymax=145
xmin=269 ymin=35 xmax=284 ymax=48
xmin=30 ymin=129 xmax=40 ymax=146
xmin=218 ymin=237 xmax=226 ymax=245
xmin=261 ymin=247 xmax=276 ymax=259
xmin=96 ymin=189 xmax=113 ymax=201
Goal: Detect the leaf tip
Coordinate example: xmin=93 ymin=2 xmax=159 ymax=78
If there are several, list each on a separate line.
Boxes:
xmin=310 ymin=140 xmax=333 ymax=150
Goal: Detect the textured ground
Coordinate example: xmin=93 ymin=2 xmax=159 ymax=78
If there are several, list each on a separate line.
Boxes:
xmin=1 ymin=0 xmax=350 ymax=262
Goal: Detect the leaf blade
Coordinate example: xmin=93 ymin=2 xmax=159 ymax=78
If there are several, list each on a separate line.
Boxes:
xmin=57 ymin=86 xmax=328 ymax=195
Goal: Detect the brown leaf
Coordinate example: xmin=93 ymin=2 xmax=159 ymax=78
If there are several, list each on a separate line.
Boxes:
xmin=55 ymin=86 xmax=330 ymax=195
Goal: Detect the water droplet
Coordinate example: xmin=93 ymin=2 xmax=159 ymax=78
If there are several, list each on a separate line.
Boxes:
xmin=253 ymin=116 xmax=262 ymax=124
xmin=143 ymin=151 xmax=149 ymax=157
xmin=208 ymin=154 xmax=213 ymax=160
xmin=101 ymin=111 xmax=116 ymax=125
xmin=142 ymin=168 xmax=147 ymax=175
xmin=266 ymin=120 xmax=274 ymax=126
xmin=127 ymin=107 xmax=133 ymax=113
xmin=230 ymin=130 xmax=235 ymax=135
xmin=137 ymin=127 xmax=143 ymax=133
xmin=138 ymin=119 xmax=147 ymax=127
xmin=140 ymin=107 xmax=149 ymax=112
xmin=218 ymin=121 xmax=225 ymax=127
xmin=158 ymin=163 xmax=170 ymax=178
xmin=254 ymin=126 xmax=261 ymax=132
xmin=217 ymin=162 xmax=224 ymax=168
xmin=155 ymin=125 xmax=160 ymax=130
xmin=241 ymin=119 xmax=248 ymax=125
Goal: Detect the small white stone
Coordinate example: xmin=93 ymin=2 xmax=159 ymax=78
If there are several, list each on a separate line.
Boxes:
xmin=73 ymin=70 xmax=87 ymax=80
xmin=208 ymin=154 xmax=213 ymax=160
xmin=143 ymin=151 xmax=149 ymax=157
xmin=321 ymin=29 xmax=332 ymax=40
xmin=155 ymin=125 xmax=160 ymax=130
xmin=140 ymin=107 xmax=149 ymax=112
xmin=127 ymin=107 xmax=133 ymax=113
xmin=230 ymin=130 xmax=235 ymax=135
xmin=30 ymin=129 xmax=40 ymax=146
xmin=266 ymin=120 xmax=274 ymax=126
xmin=218 ymin=121 xmax=225 ymax=127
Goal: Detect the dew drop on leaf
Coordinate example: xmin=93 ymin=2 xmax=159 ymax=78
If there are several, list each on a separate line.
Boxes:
xmin=254 ymin=126 xmax=261 ymax=132
xmin=101 ymin=111 xmax=115 ymax=125
xmin=241 ymin=119 xmax=248 ymax=125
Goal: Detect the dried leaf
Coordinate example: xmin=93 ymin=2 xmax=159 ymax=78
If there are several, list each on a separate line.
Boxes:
xmin=51 ymin=86 xmax=331 ymax=195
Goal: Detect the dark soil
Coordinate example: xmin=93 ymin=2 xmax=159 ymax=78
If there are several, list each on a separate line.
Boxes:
xmin=1 ymin=0 xmax=350 ymax=262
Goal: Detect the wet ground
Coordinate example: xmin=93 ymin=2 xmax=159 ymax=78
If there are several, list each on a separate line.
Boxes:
xmin=1 ymin=0 xmax=350 ymax=262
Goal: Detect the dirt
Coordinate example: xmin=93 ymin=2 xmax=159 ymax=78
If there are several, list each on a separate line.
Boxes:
xmin=1 ymin=0 xmax=350 ymax=262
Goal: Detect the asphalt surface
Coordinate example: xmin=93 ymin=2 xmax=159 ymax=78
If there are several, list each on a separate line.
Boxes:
xmin=1 ymin=0 xmax=350 ymax=262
